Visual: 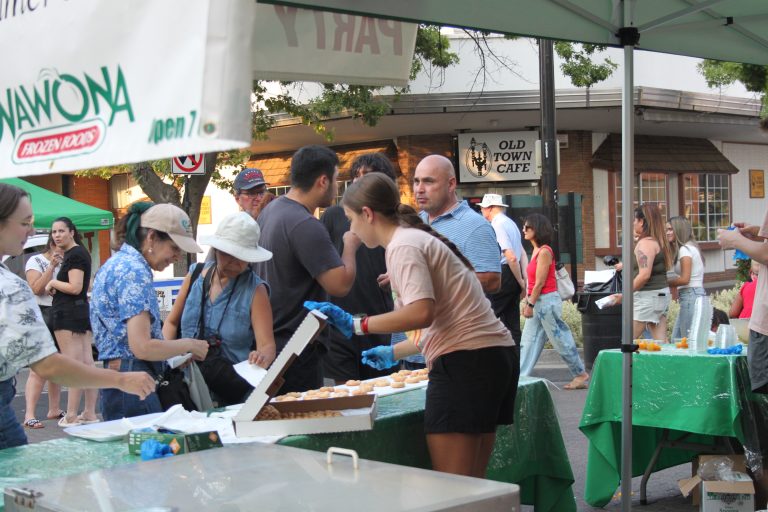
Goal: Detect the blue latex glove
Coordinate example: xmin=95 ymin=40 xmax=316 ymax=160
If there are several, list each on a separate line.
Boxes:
xmin=361 ymin=346 xmax=398 ymax=370
xmin=140 ymin=439 xmax=175 ymax=460
xmin=303 ymin=301 xmax=354 ymax=338
xmin=707 ymin=344 xmax=743 ymax=355
xmin=727 ymin=226 xmax=750 ymax=261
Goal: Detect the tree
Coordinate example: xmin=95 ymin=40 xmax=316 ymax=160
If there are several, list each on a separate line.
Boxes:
xmin=554 ymin=42 xmax=618 ymax=106
xmin=81 ymin=28 xmax=612 ymax=273
xmin=697 ymin=59 xmax=768 ymax=130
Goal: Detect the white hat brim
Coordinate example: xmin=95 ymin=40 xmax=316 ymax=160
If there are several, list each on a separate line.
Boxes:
xmin=478 ymin=202 xmax=508 ymax=208
xmin=200 ymin=235 xmax=273 ymax=263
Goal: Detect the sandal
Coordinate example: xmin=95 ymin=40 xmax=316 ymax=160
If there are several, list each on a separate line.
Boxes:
xmin=564 ymin=378 xmax=590 ymax=390
xmin=76 ymin=414 xmax=100 ymax=425
xmin=46 ymin=410 xmax=65 ymax=420
xmin=24 ymin=418 xmax=45 ymax=429
xmin=58 ymin=416 xmax=82 ymax=428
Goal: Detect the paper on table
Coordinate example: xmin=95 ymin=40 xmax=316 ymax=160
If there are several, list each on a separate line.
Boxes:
xmin=234 ymin=360 xmax=268 ymax=388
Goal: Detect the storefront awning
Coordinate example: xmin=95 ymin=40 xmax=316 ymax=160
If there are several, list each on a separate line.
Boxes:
xmin=591 ymin=134 xmax=739 ymax=175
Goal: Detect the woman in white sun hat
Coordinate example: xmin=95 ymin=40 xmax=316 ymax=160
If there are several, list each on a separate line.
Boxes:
xmin=164 ymin=212 xmax=276 ymax=406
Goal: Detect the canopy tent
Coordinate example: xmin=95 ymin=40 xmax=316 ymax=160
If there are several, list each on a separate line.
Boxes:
xmin=0 ymin=178 xmax=113 ymax=232
xmin=262 ymin=1 xmax=768 ymax=510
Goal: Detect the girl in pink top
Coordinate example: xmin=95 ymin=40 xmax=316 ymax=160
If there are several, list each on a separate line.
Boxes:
xmin=730 ymin=261 xmax=759 ymax=319
xmin=520 ymin=213 xmax=589 ymax=389
xmin=310 ymin=173 xmax=518 ymax=479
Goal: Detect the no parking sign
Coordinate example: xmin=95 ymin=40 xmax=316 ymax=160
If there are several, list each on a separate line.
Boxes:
xmin=172 ymin=154 xmax=205 ymax=175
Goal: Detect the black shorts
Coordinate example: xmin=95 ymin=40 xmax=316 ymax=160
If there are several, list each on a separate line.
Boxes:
xmin=424 ymin=345 xmax=520 ymax=434
xmin=52 ymin=299 xmax=91 ymax=334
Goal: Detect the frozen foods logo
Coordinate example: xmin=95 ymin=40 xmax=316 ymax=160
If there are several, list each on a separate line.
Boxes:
xmin=465 ymin=137 xmax=491 ymax=178
xmin=1 ymin=66 xmax=134 ymax=163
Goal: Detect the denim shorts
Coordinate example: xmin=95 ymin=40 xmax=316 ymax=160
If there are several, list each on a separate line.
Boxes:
xmin=633 ymin=288 xmax=671 ymax=324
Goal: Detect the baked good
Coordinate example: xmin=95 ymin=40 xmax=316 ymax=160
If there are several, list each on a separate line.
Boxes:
xmin=256 ymin=405 xmax=281 ymax=420
xmin=391 ymin=374 xmax=406 ymax=382
xmin=405 ymin=376 xmax=421 ymax=384
xmin=373 ymin=379 xmax=390 ymax=387
xmin=390 ymin=381 xmax=405 ymax=389
xmin=345 ymin=380 xmax=361 ymax=387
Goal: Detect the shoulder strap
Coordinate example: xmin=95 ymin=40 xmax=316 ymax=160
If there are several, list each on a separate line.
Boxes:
xmin=189 ymin=262 xmax=205 ymax=286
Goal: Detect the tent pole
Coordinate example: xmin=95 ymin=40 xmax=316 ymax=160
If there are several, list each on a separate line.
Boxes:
xmin=619 ymin=21 xmax=639 ymax=512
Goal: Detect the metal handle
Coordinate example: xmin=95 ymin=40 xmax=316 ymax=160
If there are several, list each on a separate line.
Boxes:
xmin=326 ymin=447 xmax=359 ymax=469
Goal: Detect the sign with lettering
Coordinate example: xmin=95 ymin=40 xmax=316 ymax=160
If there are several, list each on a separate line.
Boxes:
xmin=252 ymin=4 xmax=418 ymax=86
xmin=1 ymin=0 xmax=253 ymax=178
xmin=457 ymin=132 xmax=541 ymax=183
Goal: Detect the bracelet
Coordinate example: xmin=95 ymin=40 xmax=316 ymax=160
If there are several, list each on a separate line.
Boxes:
xmin=361 ymin=316 xmax=370 ymax=335
xmin=527 ymin=300 xmax=535 ymax=308
xmin=353 ymin=316 xmax=364 ymax=336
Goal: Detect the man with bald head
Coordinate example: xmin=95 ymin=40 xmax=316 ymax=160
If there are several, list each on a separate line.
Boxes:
xmin=414 ymin=154 xmax=501 ymax=293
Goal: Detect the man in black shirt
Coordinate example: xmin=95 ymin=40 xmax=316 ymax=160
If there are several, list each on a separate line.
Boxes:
xmin=253 ymin=145 xmax=359 ymax=392
xmin=320 ymin=153 xmax=398 ymax=383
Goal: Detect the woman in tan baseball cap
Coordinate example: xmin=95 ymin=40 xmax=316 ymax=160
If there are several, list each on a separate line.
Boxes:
xmin=90 ymin=202 xmax=209 ymax=421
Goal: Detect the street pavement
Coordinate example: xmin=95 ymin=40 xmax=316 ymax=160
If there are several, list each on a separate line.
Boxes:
xmin=12 ymin=353 xmax=696 ymax=511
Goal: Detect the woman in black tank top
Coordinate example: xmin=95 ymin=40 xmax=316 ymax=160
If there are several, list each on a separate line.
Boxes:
xmin=631 ymin=205 xmax=673 ymax=341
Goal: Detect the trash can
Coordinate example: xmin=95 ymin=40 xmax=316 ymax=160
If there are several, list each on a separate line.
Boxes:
xmin=576 ymin=292 xmax=622 ymax=371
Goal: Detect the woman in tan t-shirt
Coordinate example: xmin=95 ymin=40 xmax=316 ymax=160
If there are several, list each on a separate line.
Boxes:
xmin=310 ymin=173 xmax=518 ymax=479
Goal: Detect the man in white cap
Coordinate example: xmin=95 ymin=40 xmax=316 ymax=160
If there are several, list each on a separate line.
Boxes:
xmin=480 ymin=193 xmax=528 ymax=349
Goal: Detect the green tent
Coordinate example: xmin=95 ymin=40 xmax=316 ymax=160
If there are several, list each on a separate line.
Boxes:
xmin=0 ymin=178 xmax=113 ymax=232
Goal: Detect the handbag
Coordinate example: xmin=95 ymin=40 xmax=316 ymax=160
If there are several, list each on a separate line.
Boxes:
xmin=555 ymin=263 xmax=575 ymax=301
xmin=155 ymin=366 xmax=198 ymax=411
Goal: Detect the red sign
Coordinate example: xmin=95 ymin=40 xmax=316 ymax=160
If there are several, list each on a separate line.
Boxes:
xmin=172 ymin=154 xmax=205 ymax=174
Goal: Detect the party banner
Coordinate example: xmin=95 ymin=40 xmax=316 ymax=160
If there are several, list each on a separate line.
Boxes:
xmin=252 ymin=3 xmax=418 ymax=87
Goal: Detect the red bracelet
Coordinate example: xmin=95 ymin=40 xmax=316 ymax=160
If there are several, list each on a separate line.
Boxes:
xmin=361 ymin=316 xmax=370 ymax=334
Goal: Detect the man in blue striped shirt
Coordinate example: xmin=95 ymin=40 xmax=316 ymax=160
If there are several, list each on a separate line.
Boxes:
xmin=396 ymin=155 xmax=501 ymax=369
xmin=415 ymin=155 xmax=502 ymax=292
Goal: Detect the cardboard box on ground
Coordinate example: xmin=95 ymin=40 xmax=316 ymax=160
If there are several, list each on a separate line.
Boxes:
xmin=679 ymin=455 xmax=763 ymax=511
xmin=233 ymin=311 xmax=378 ymax=437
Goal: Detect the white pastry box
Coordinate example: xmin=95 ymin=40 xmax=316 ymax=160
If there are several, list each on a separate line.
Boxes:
xmin=234 ymin=310 xmax=377 ymax=437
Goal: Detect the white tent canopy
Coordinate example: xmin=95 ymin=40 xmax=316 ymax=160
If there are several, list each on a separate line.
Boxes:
xmin=263 ymin=1 xmax=768 ymax=510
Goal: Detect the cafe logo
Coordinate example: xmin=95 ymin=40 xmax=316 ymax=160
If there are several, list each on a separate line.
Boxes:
xmin=2 ymin=66 xmax=135 ymax=163
xmin=465 ymin=137 xmax=491 ymax=178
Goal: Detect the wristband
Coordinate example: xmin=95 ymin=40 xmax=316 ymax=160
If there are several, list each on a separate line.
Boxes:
xmin=353 ymin=316 xmax=364 ymax=336
xmin=361 ymin=316 xmax=370 ymax=335
xmin=527 ymin=300 xmax=535 ymax=308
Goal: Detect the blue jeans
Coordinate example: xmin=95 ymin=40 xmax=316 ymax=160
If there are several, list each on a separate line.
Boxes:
xmin=672 ymin=287 xmax=707 ymax=339
xmin=520 ymin=292 xmax=585 ymax=377
xmin=0 ymin=378 xmax=27 ymax=450
xmin=100 ymin=359 xmax=163 ymax=421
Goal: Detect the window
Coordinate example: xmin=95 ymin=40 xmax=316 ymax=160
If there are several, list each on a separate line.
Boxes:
xmin=612 ymin=173 xmax=668 ymax=247
xmin=682 ymin=174 xmax=731 ymax=242
xmin=267 ymin=185 xmax=290 ymax=197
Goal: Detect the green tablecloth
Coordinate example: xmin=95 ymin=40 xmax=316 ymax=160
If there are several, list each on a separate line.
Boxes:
xmin=280 ymin=377 xmax=576 ymax=512
xmin=580 ymin=348 xmax=768 ymax=507
xmin=0 ymin=378 xmax=575 ymax=512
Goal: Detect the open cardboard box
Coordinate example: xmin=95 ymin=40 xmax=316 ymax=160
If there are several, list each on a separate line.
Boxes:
xmin=679 ymin=455 xmax=755 ymax=511
xmin=234 ymin=311 xmax=377 ymax=438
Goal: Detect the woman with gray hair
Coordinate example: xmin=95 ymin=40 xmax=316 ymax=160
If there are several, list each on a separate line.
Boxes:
xmin=163 ymin=212 xmax=276 ymax=406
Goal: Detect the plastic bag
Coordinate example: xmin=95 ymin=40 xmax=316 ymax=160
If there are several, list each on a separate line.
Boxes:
xmin=583 ymin=269 xmax=623 ymax=293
